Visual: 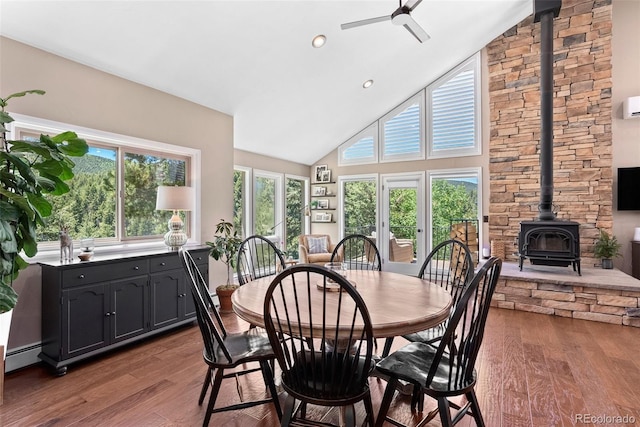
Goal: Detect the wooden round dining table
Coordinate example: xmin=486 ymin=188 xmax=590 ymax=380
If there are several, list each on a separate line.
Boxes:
xmin=231 ymin=269 xmax=452 ymax=339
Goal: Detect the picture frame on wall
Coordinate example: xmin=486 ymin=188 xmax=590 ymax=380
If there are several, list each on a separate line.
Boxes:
xmin=316 ymin=199 xmax=329 ymax=209
xmin=318 ymin=169 xmax=331 ymax=183
xmin=314 ymin=164 xmax=328 ymax=183
xmin=312 ymin=186 xmax=326 ymax=196
xmin=314 ymin=212 xmax=332 ymax=222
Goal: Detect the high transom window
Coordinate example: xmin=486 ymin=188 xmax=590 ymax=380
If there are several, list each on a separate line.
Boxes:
xmin=338 ymin=52 xmax=481 ymax=165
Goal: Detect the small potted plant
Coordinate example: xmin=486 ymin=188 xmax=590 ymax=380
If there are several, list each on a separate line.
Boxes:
xmin=594 ymin=229 xmax=622 ymax=269
xmin=206 ymin=219 xmax=242 ymax=312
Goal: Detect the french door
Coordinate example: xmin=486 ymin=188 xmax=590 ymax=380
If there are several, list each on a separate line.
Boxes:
xmin=380 ymin=173 xmax=425 ymax=275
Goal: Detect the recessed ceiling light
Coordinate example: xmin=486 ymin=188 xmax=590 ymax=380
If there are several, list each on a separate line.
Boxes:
xmin=363 ymin=79 xmax=374 ymax=89
xmin=312 ymin=35 xmax=326 ymax=48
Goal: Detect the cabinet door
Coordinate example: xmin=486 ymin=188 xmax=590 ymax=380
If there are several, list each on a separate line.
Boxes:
xmin=184 ymin=260 xmax=209 ymax=318
xmin=149 ymin=270 xmax=183 ymax=328
xmin=111 ymin=276 xmax=148 ymax=343
xmin=62 ymin=284 xmax=109 ymax=358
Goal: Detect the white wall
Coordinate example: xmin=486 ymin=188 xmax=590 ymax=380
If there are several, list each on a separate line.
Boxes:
xmin=612 ymin=0 xmax=640 ymax=273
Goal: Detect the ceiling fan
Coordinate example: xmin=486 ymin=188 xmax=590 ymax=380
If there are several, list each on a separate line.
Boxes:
xmin=341 ymin=0 xmax=430 ymax=43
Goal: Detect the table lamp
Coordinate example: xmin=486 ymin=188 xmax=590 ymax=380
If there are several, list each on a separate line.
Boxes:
xmin=155 ymin=185 xmax=195 ymax=249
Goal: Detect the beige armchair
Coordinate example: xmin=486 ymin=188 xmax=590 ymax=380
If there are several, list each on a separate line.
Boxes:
xmin=298 ymin=234 xmax=340 ymax=265
xmin=389 ymin=237 xmax=414 ymax=263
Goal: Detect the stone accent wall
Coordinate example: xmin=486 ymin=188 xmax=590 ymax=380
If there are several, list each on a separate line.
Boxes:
xmin=493 ymin=276 xmax=640 ymax=327
xmin=487 ymin=0 xmax=613 ymax=267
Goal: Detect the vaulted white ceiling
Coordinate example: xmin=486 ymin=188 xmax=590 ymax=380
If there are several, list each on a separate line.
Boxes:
xmin=0 ymin=0 xmax=532 ymax=165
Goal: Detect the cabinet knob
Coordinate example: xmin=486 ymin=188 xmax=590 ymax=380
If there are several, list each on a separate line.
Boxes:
xmin=78 ymin=274 xmax=85 ymax=279
xmin=160 ymin=262 xmax=166 ymax=266
xmin=134 ymin=266 xmax=139 ymax=270
xmin=105 ymin=312 xmax=111 ymax=316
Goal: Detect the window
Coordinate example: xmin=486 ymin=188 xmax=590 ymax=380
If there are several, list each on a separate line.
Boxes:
xmin=380 ymin=92 xmax=425 ymax=162
xmin=123 ymin=150 xmax=187 ymax=239
xmin=253 ymin=171 xmax=282 ymax=237
xmin=427 ymin=53 xmax=481 ymax=159
xmin=234 ymin=167 xmax=309 ymax=257
xmin=9 ymin=114 xmax=200 ymax=248
xmin=285 ymin=175 xmax=308 ymax=259
xmin=339 ymin=175 xmax=378 ymax=238
xmin=338 ymin=123 xmax=378 ymax=166
xmin=427 ymin=168 xmax=481 ymax=251
xmin=233 ymin=166 xmax=252 ymax=239
xmin=337 ymin=53 xmax=481 ymax=165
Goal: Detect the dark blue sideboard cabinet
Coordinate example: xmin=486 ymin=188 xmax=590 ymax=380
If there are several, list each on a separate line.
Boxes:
xmin=39 ymin=246 xmax=209 ymax=375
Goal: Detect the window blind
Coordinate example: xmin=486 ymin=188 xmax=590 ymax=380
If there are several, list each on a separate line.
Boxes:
xmin=343 ymin=136 xmax=375 ymax=161
xmin=382 ymin=102 xmax=421 ymax=158
xmin=431 ymin=69 xmax=475 ymax=152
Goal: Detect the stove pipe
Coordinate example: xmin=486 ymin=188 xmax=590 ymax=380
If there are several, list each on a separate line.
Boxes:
xmin=534 ymin=0 xmax=561 ymax=221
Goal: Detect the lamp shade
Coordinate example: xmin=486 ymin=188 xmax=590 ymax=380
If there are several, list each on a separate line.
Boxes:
xmin=155 ymin=186 xmax=195 ymax=211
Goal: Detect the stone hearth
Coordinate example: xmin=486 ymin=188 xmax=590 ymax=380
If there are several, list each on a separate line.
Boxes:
xmin=492 ymin=262 xmax=640 ymax=327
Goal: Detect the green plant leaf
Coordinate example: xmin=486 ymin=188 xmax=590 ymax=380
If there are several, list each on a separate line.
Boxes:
xmin=0 ymin=188 xmax=35 ymax=220
xmin=0 ymin=110 xmax=14 ymax=125
xmin=0 ymin=284 xmax=19 ymax=313
xmin=0 ymin=220 xmax=14 ymax=242
xmin=55 ymin=133 xmax=89 ymax=157
xmin=26 ymin=193 xmax=52 ymax=218
xmin=2 ymin=89 xmax=45 ymax=103
xmin=34 ymin=175 xmax=58 ymax=192
xmin=33 ymin=159 xmax=64 ymax=176
xmin=7 ymin=139 xmax=54 ymax=159
xmin=0 ymin=201 xmax=20 ymax=222
xmin=19 ymin=225 xmax=38 ymax=257
xmin=39 ymin=173 xmax=70 ymax=195
xmin=2 ymin=152 xmax=38 ymax=184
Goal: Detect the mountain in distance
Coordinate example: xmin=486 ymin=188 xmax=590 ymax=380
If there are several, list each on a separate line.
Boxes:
xmin=72 ymin=153 xmax=114 ymax=174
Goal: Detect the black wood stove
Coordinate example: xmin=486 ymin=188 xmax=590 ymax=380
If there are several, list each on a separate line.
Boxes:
xmin=517 ymin=0 xmax=581 ymax=275
xmin=518 ymin=219 xmax=581 ymax=275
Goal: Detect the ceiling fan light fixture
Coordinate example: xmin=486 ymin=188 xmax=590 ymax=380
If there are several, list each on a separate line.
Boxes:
xmin=312 ymin=34 xmax=326 ymax=48
xmin=363 ymin=79 xmax=374 ymax=89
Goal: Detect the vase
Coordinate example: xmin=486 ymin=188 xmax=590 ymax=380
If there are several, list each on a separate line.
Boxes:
xmin=601 ymin=258 xmax=613 ymax=269
xmin=216 ymin=287 xmax=237 ymax=313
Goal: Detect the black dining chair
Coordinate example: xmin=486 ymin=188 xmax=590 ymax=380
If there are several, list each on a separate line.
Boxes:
xmin=179 ymin=248 xmax=282 ymax=426
xmin=373 ymin=256 xmax=502 ymax=427
xmin=331 ymin=234 xmax=382 ymax=271
xmin=236 ymin=234 xmax=286 ymax=285
xmin=381 ymin=239 xmax=474 ymax=358
xmin=263 ymin=264 xmax=376 ymax=427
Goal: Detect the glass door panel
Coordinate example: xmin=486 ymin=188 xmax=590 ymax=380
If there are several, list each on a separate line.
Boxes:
xmin=381 ymin=173 xmax=424 ymax=275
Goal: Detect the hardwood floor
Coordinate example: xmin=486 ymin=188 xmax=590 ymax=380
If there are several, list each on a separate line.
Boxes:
xmin=2 ymin=308 xmax=640 ymax=426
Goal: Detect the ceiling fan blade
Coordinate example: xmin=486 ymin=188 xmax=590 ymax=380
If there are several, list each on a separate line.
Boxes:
xmin=341 ymin=15 xmax=391 ymax=30
xmin=403 ymin=0 xmax=424 ymax=12
xmin=403 ymin=17 xmax=430 ymax=43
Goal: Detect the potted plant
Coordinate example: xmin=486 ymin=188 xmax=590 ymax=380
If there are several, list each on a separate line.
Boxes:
xmin=206 ymin=219 xmax=242 ymax=312
xmin=594 ymin=229 xmax=622 ymax=269
xmin=0 ymin=90 xmax=88 ymax=359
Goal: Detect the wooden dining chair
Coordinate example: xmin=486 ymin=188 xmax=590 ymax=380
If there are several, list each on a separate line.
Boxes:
xmin=263 ymin=264 xmax=376 ymax=427
xmin=381 ymin=239 xmax=474 ymax=358
xmin=236 ymin=234 xmax=286 ymax=285
xmin=179 ymin=248 xmax=282 ymax=426
xmin=331 ymin=234 xmax=382 ymax=271
xmin=373 ymin=256 xmax=502 ymax=427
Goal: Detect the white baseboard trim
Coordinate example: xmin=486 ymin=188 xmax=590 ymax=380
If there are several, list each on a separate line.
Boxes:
xmin=5 ymin=343 xmax=41 ymax=373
